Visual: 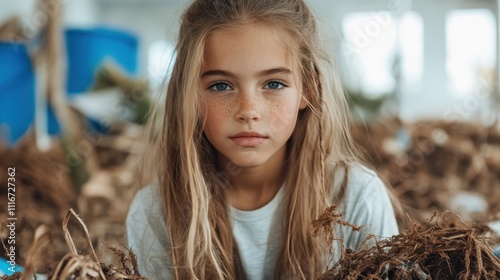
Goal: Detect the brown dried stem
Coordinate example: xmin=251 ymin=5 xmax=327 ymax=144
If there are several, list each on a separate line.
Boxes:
xmin=20 ymin=226 xmax=50 ymax=280
xmin=51 ymin=208 xmax=106 ymax=280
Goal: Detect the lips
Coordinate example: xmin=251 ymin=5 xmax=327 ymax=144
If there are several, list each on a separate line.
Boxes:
xmin=229 ymin=131 xmax=268 ymax=147
xmin=230 ymin=131 xmax=266 ymax=138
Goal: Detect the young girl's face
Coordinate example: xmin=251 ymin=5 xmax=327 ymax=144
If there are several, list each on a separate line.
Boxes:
xmin=200 ymin=23 xmax=307 ymax=169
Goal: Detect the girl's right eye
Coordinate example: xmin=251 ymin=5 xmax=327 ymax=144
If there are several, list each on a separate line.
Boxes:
xmin=209 ymin=82 xmax=232 ymax=92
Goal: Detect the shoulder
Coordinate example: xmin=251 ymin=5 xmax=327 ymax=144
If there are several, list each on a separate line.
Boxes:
xmin=345 ymin=163 xmax=385 ymax=200
xmin=126 ymin=184 xmax=171 ymax=279
xmin=127 ymin=184 xmax=162 ymax=217
xmin=126 ymin=184 xmax=167 ymax=238
xmin=336 ymin=164 xmax=399 ymax=248
xmin=330 ymin=163 xmax=386 ymax=203
xmin=340 ymin=163 xmax=392 ymax=217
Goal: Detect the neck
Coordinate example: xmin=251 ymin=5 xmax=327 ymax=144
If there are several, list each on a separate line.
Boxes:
xmin=218 ymin=145 xmax=288 ymax=211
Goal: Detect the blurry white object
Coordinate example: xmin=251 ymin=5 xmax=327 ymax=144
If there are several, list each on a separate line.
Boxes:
xmin=382 ymin=138 xmax=405 ymax=156
xmin=448 ymin=191 xmax=488 ymax=216
xmin=431 ymin=129 xmax=449 ymax=145
xmin=489 ymin=220 xmax=500 ymax=236
xmin=68 ymin=87 xmax=134 ymax=122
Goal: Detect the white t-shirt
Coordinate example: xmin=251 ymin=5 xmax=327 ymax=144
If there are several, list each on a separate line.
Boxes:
xmin=125 ymin=165 xmax=399 ymax=280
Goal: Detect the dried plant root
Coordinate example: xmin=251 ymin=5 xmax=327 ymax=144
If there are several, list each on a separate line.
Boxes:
xmin=48 ymin=208 xmax=106 ymax=280
xmin=101 ymin=243 xmax=146 ymax=280
xmin=45 ymin=209 xmax=146 ymax=280
xmin=311 ymin=206 xmax=363 ymax=254
xmin=318 ymin=212 xmax=500 ymax=279
xmin=50 ymin=253 xmax=102 ymax=279
xmin=20 ymin=225 xmax=50 ymax=280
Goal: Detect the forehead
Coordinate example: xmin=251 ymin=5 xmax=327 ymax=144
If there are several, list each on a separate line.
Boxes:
xmin=202 ymin=24 xmax=297 ymax=74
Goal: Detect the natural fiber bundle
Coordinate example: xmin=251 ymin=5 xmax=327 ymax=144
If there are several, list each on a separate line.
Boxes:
xmin=0 ymin=121 xmax=144 ymax=274
xmin=1 ymin=209 xmax=146 ymax=280
xmin=47 ymin=209 xmax=146 ymax=280
xmin=318 ymin=211 xmax=500 ymax=280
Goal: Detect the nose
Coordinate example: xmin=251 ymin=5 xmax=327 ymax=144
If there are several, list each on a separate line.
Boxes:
xmin=235 ymin=90 xmax=261 ymax=122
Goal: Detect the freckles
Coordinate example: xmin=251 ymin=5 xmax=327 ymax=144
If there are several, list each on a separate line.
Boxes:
xmin=220 ymin=99 xmax=233 ymax=117
xmin=269 ymin=102 xmax=297 ymax=132
xmin=208 ymin=98 xmax=232 ymax=122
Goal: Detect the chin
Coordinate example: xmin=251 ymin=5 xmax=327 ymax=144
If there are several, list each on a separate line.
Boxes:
xmin=226 ymin=153 xmax=269 ymax=168
xmin=230 ymin=158 xmax=267 ymax=168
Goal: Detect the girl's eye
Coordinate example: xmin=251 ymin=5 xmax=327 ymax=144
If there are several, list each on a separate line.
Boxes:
xmin=264 ymin=81 xmax=285 ymax=90
xmin=209 ymin=82 xmax=232 ymax=91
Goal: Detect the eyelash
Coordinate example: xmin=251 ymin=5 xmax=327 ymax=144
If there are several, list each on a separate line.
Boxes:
xmin=208 ymin=81 xmax=233 ymax=92
xmin=264 ymin=81 xmax=287 ymax=91
xmin=207 ymin=80 xmax=288 ymax=92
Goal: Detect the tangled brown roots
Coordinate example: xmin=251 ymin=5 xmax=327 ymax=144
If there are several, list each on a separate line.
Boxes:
xmin=317 ymin=211 xmax=500 ymax=279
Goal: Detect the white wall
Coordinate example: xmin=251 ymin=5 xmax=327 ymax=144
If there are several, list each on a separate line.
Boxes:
xmin=0 ymin=0 xmax=100 ymax=26
xmin=0 ymin=1 xmax=34 ymax=22
xmin=65 ymin=0 xmax=100 ymax=26
xmin=408 ymin=0 xmax=495 ymax=121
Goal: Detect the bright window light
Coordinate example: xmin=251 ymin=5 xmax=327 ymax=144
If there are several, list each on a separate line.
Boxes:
xmin=148 ymin=40 xmax=176 ymax=87
xmin=342 ymin=12 xmax=397 ymax=97
xmin=342 ymin=11 xmax=423 ymax=97
xmin=446 ymin=9 xmax=496 ymax=97
xmin=399 ymin=12 xmax=423 ymax=94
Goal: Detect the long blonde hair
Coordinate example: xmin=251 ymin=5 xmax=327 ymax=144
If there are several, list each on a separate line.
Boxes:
xmin=142 ymin=0 xmax=402 ymax=279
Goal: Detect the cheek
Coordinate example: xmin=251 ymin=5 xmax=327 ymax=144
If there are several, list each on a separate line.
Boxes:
xmin=204 ymin=99 xmax=231 ymax=136
xmin=269 ymin=100 xmax=300 ymax=133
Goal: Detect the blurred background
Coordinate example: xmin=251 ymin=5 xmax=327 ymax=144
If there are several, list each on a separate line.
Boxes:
xmin=1 ymin=0 xmax=498 ymax=141
xmin=0 ymin=0 xmax=500 ymax=278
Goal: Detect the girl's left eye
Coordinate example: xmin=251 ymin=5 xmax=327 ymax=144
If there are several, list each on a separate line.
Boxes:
xmin=264 ymin=81 xmax=285 ymax=90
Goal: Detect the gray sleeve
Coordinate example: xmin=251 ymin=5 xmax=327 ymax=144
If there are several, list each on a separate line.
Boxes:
xmin=125 ymin=186 xmax=172 ymax=280
xmin=341 ymin=169 xmax=399 ymax=251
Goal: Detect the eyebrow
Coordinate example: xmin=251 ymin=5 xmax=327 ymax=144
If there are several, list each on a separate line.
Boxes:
xmin=200 ymin=67 xmax=293 ymax=79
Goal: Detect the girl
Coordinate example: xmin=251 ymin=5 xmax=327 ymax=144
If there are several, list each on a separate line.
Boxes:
xmin=126 ymin=0 xmax=402 ymax=279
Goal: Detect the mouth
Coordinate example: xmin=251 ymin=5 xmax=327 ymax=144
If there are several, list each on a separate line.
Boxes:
xmin=229 ymin=131 xmax=268 ymax=147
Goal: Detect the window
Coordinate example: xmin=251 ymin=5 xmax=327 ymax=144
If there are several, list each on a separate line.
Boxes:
xmin=399 ymin=12 xmax=423 ymax=94
xmin=446 ymin=9 xmax=496 ymax=97
xmin=341 ymin=11 xmax=423 ymax=98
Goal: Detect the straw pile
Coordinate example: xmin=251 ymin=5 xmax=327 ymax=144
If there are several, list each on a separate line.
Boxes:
xmin=315 ymin=208 xmax=500 ymax=279
xmin=0 ymin=121 xmax=144 ymax=278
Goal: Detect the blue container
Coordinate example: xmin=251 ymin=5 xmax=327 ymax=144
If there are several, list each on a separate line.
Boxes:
xmin=48 ymin=27 xmax=139 ymax=135
xmin=65 ymin=27 xmax=139 ymax=94
xmin=0 ymin=41 xmax=35 ymax=146
xmin=0 ymin=257 xmax=24 ymax=276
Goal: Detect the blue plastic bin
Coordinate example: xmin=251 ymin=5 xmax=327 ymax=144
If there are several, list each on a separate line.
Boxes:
xmin=0 ymin=41 xmax=35 ymax=146
xmin=48 ymin=27 xmax=139 ymax=135
xmin=65 ymin=27 xmax=139 ymax=94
